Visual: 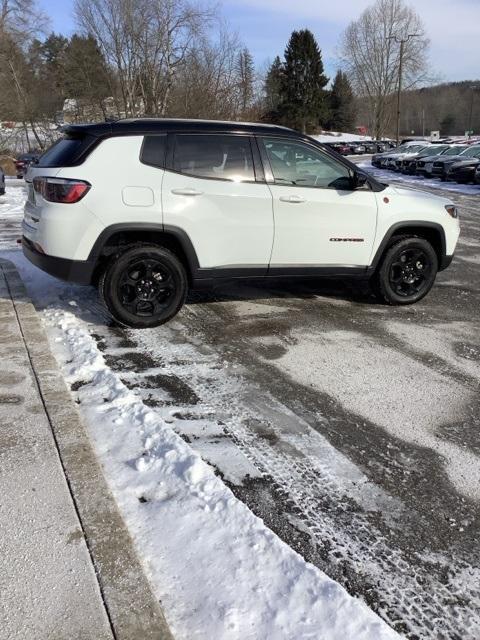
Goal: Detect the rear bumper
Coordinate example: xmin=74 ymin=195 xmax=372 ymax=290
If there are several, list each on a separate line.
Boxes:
xmin=22 ymin=236 xmax=95 ymax=285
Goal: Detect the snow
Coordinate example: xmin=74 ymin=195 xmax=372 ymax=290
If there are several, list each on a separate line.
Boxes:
xmin=272 ymin=328 xmax=480 ymax=502
xmin=313 ymin=131 xmax=375 ymax=143
xmin=0 ymin=184 xmax=400 ymax=639
xmin=358 ymin=161 xmax=480 ymax=196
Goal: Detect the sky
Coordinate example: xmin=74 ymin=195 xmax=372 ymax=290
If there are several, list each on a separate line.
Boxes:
xmin=40 ymin=0 xmax=480 ymax=83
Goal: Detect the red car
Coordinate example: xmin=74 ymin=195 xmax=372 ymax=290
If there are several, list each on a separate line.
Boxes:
xmin=15 ymin=152 xmax=41 ymax=179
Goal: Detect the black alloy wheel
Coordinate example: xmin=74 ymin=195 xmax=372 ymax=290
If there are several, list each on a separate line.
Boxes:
xmin=388 ymin=248 xmax=432 ymax=298
xmin=99 ymin=245 xmax=187 ymax=328
xmin=373 ymin=237 xmax=438 ymax=305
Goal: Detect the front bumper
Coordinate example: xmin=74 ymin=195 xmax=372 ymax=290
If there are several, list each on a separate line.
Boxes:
xmin=446 ymin=167 xmax=476 ymax=183
xmin=22 ymin=236 xmax=95 ymax=285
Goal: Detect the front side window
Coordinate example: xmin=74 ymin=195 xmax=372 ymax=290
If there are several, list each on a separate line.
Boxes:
xmin=173 ymin=134 xmax=255 ymax=182
xmin=261 ymin=138 xmax=352 ymax=189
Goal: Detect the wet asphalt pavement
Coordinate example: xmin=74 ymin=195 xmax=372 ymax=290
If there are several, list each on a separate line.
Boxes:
xmin=99 ymin=167 xmax=480 ymax=640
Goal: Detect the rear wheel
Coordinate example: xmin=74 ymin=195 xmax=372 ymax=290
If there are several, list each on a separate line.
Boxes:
xmin=372 ymin=237 xmax=438 ymax=305
xmin=99 ymin=244 xmax=187 ymax=328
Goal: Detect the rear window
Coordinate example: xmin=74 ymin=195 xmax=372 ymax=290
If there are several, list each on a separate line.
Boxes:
xmin=140 ymin=135 xmax=167 ymax=169
xmin=37 ymin=136 xmax=97 ymax=168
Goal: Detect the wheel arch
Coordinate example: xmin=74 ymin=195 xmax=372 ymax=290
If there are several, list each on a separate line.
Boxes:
xmin=371 ymin=222 xmax=447 ymax=272
xmin=89 ymin=223 xmax=200 ymax=284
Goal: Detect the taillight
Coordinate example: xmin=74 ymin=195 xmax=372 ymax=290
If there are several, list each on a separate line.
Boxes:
xmin=33 ymin=177 xmax=91 ymax=203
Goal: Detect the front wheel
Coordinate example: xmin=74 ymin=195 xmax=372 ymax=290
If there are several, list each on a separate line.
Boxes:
xmin=99 ymin=244 xmax=188 ymax=328
xmin=372 ymin=237 xmax=438 ymax=305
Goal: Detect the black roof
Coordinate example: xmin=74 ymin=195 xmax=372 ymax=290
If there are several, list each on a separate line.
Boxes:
xmin=62 ymin=118 xmax=300 ymax=139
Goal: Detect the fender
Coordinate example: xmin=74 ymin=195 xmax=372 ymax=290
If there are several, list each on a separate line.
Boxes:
xmin=370 ymin=221 xmax=448 ymax=272
xmin=88 ymin=222 xmax=201 ymax=274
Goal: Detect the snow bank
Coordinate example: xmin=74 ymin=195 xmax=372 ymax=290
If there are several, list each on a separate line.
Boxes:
xmin=39 ymin=305 xmax=399 ymax=640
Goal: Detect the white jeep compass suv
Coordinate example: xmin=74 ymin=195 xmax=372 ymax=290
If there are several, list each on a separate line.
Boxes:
xmin=22 ymin=119 xmax=460 ymax=328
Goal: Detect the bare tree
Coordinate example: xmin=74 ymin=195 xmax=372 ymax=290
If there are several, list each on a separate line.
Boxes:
xmin=340 ymin=0 xmax=429 ymax=138
xmin=74 ymin=0 xmax=215 ymax=117
xmin=169 ymin=26 xmax=245 ymax=120
xmin=0 ymin=0 xmax=49 ymax=148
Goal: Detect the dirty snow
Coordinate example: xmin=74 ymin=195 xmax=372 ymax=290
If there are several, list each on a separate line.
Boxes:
xmin=272 ymin=328 xmax=480 ymax=501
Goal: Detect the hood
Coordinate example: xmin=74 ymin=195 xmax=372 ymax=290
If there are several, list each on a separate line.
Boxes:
xmin=384 ymin=184 xmax=451 ymax=206
xmin=419 ymin=154 xmax=450 ymax=163
xmin=435 ymin=154 xmax=472 ymax=165
xmin=450 ymin=158 xmax=480 ymax=168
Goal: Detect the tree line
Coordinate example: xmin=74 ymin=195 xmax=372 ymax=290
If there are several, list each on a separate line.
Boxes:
xmin=0 ymin=0 xmax=478 ymax=152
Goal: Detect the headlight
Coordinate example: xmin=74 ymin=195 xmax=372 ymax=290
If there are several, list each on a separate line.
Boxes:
xmin=445 ymin=205 xmax=458 ymax=218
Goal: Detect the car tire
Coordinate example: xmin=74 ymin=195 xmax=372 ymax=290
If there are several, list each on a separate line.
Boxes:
xmin=98 ymin=244 xmax=188 ymax=328
xmin=372 ymin=236 xmax=438 ymax=305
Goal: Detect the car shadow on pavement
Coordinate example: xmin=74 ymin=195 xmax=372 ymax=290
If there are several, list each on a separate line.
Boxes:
xmin=186 ymin=277 xmax=378 ymax=307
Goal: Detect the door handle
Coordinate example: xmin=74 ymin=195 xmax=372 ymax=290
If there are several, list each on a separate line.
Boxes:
xmin=171 ymin=188 xmax=204 ymax=196
xmin=279 ymin=195 xmax=306 ymax=203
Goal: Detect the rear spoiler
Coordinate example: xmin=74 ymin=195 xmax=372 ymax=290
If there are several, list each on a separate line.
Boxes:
xmin=61 ymin=122 xmax=114 ymax=138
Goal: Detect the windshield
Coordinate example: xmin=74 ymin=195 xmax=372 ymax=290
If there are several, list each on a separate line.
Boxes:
xmin=459 ymin=146 xmax=480 ymax=158
xmin=444 ymin=146 xmax=466 ymax=156
xmin=405 ymin=145 xmax=426 ymax=153
xmin=421 ymin=146 xmax=447 ymax=156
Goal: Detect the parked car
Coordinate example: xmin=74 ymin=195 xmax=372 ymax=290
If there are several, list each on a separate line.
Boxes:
xmin=372 ymin=143 xmax=427 ymax=169
xmin=22 ymin=118 xmax=460 ymax=327
xmin=363 ymin=142 xmax=388 ymax=154
xmin=323 ymin=142 xmax=351 ymax=156
xmin=15 ymin=152 xmax=41 ymax=179
xmin=348 ymin=142 xmax=367 ymax=154
xmin=416 ymin=145 xmax=468 ymax=177
xmin=386 ymin=145 xmax=430 ymax=171
xmin=474 ymin=164 xmax=480 ymax=184
xmin=446 ymin=157 xmax=480 ymax=183
xmin=400 ymin=145 xmax=450 ymax=175
xmin=0 ymin=167 xmax=5 ymax=195
xmin=431 ymin=145 xmax=480 ymax=180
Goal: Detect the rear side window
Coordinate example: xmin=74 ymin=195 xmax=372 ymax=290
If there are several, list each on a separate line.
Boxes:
xmin=37 ymin=136 xmax=96 ymax=167
xmin=140 ymin=135 xmax=167 ymax=168
xmin=173 ymin=134 xmax=255 ymax=182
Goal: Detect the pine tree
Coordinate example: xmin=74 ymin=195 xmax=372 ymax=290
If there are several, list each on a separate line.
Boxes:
xmin=64 ymin=35 xmax=111 ymax=117
xmin=237 ymin=48 xmax=255 ymax=115
xmin=328 ymin=70 xmax=355 ymax=132
xmin=264 ymin=56 xmax=284 ymax=119
xmin=279 ymin=30 xmax=329 ymax=133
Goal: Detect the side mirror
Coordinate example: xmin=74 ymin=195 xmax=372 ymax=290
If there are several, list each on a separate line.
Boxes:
xmin=353 ymin=171 xmax=369 ymax=189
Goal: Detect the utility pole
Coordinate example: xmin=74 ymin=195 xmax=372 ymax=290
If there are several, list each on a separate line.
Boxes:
xmin=468 ymin=85 xmax=478 ymax=138
xmin=388 ymin=33 xmax=420 ymax=144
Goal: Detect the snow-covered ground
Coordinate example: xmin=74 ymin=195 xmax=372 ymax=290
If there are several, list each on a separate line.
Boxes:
xmin=0 ymin=183 xmax=399 ymax=639
xmin=358 ymin=160 xmax=480 ymax=196
xmin=313 ymin=131 xmax=375 ymax=143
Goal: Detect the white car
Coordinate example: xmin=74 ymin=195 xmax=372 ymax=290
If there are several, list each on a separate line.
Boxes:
xmin=22 ymin=119 xmax=460 ymax=328
xmin=383 ymin=145 xmax=430 ymax=170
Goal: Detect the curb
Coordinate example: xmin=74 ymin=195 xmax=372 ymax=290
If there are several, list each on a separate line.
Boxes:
xmin=0 ymin=259 xmax=174 ymax=640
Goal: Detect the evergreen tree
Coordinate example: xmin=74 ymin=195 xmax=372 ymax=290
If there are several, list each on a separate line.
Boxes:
xmin=328 ymin=70 xmax=355 ymax=132
xmin=279 ymin=30 xmax=329 ymax=133
xmin=64 ymin=35 xmax=111 ymax=116
xmin=264 ymin=55 xmax=284 ymax=121
xmin=440 ymin=114 xmax=456 ymax=136
xmin=237 ymin=48 xmax=255 ymax=115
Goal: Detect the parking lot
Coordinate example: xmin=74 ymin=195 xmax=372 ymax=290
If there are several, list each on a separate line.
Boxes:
xmin=2 ymin=171 xmax=479 ymax=639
